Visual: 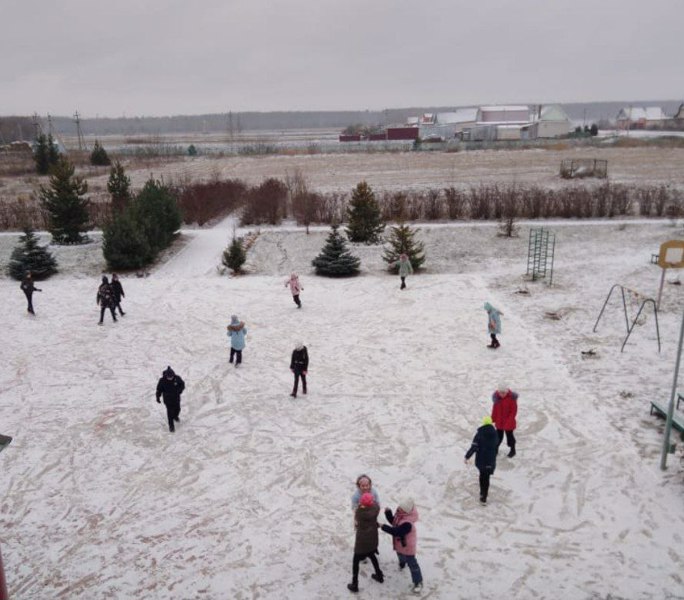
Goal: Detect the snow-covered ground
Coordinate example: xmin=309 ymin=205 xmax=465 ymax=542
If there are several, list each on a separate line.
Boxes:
xmin=1 ymin=216 xmax=683 ymax=599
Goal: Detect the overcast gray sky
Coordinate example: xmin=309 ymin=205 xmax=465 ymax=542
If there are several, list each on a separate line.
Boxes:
xmin=1 ymin=0 xmax=682 ymax=117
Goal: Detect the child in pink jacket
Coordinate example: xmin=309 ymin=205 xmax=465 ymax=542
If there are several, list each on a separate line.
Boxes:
xmin=285 ymin=272 xmax=303 ymax=308
xmin=381 ymin=498 xmax=423 ymax=594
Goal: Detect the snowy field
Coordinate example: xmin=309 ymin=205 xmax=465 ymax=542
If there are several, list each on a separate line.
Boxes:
xmin=1 ymin=217 xmax=684 ymax=599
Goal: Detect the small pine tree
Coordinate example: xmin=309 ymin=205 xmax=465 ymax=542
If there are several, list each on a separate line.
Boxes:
xmin=130 ymin=178 xmax=182 ymax=253
xmin=345 ymin=181 xmax=385 ymax=244
xmin=8 ymin=227 xmax=58 ymax=280
xmin=102 ymin=211 xmax=152 ymax=270
xmin=33 ymin=134 xmax=50 ymax=175
xmin=39 ymin=157 xmax=90 ymax=244
xmin=312 ymin=224 xmax=361 ymax=277
xmin=107 ymin=161 xmax=132 ymax=214
xmin=188 ymin=144 xmax=198 ymax=156
xmin=222 ymin=236 xmax=246 ymax=274
xmin=382 ymin=223 xmax=426 ymax=272
xmin=90 ymin=140 xmax=111 ymax=166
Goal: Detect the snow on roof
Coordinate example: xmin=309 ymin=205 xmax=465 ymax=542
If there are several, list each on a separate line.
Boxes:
xmin=479 ymin=105 xmax=530 ymax=112
xmin=437 ymin=108 xmax=478 ymax=124
xmin=539 ymin=104 xmax=571 ymax=122
xmin=618 ymin=106 xmax=666 ymax=121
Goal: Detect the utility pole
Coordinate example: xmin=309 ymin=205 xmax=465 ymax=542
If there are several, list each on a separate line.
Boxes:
xmin=47 ymin=113 xmax=53 ymax=136
xmin=73 ymin=110 xmax=86 ymax=151
xmin=31 ymin=112 xmax=42 ymax=139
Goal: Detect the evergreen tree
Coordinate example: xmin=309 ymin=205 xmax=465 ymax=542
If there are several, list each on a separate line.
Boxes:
xmin=39 ymin=157 xmax=90 ymax=244
xmin=33 ymin=133 xmax=50 ymax=175
xmin=222 ymin=236 xmax=247 ymax=274
xmin=8 ymin=227 xmax=58 ymax=280
xmin=345 ymin=181 xmax=385 ymax=244
xmin=187 ymin=144 xmax=198 ymax=156
xmin=102 ymin=211 xmax=152 ymax=270
xmin=382 ymin=223 xmax=426 ymax=272
xmin=130 ymin=178 xmax=182 ymax=253
xmin=312 ymin=224 xmax=361 ymax=277
xmin=90 ymin=140 xmax=111 ymax=166
xmin=47 ymin=134 xmax=60 ymax=165
xmin=107 ymin=161 xmax=132 ymax=214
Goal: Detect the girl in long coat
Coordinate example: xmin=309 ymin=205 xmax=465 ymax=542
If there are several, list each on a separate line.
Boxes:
xmin=111 ymin=273 xmax=125 ymax=316
xmin=395 ymin=253 xmax=414 ymax=290
xmin=484 ymin=301 xmax=503 ymax=348
xmin=465 ymin=416 xmax=499 ymax=504
xmin=347 ymin=493 xmax=384 ymax=593
xmin=285 ymin=272 xmax=303 ymax=308
xmin=491 ymin=384 xmax=518 ymax=457
xmin=289 ymin=342 xmax=308 ymax=397
xmin=227 ymin=315 xmax=247 ymax=367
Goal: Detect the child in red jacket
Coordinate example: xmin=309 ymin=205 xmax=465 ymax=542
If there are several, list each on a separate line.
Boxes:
xmin=491 ymin=384 xmax=518 ymax=457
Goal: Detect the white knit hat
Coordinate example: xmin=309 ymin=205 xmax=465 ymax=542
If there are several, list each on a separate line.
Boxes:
xmin=498 ymin=383 xmax=509 ymax=393
xmin=399 ymin=497 xmax=415 ymax=513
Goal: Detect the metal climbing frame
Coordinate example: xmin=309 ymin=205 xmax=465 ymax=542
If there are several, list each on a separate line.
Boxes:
xmin=526 ymin=228 xmax=556 ymax=285
xmin=593 ymin=283 xmax=661 ymax=353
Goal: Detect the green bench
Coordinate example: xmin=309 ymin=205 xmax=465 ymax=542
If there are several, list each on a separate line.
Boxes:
xmin=650 ymin=395 xmax=684 ymax=436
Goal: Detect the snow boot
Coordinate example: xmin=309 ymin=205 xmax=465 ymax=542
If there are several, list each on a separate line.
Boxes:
xmin=412 ymin=582 xmax=424 ymax=594
xmin=507 ymin=447 xmax=516 ymax=458
xmin=347 ymin=582 xmax=359 ymax=593
xmin=290 ymin=392 xmax=296 ymax=398
xmin=371 ymin=572 xmax=384 ymax=584
xmin=480 ymin=496 xmax=487 ymax=505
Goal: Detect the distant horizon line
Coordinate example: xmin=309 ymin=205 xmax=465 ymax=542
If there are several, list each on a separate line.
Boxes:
xmin=2 ymin=98 xmax=682 ymax=120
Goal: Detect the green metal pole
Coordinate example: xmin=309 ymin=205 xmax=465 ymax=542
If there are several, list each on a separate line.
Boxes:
xmin=661 ymin=310 xmax=684 ymax=470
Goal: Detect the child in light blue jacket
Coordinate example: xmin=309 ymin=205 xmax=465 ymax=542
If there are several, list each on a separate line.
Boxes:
xmin=227 ymin=314 xmax=247 ymax=367
xmin=484 ymin=302 xmax=502 ymax=348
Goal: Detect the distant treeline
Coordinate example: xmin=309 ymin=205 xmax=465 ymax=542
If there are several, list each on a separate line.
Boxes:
xmin=2 ymin=100 xmax=682 ymax=141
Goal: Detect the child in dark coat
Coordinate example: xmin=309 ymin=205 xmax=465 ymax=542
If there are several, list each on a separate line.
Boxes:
xmin=381 ymin=498 xmax=423 ymax=594
xmin=111 ymin=273 xmax=125 ymax=316
xmin=289 ymin=342 xmax=309 ymax=398
xmin=347 ymin=493 xmax=384 ymax=593
xmin=465 ymin=416 xmax=499 ymax=504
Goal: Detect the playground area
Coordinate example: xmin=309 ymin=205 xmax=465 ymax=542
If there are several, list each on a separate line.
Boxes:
xmin=0 ymin=218 xmax=683 ymax=599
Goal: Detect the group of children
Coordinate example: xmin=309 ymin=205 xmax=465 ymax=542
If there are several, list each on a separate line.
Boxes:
xmin=348 ymin=475 xmax=423 ymax=595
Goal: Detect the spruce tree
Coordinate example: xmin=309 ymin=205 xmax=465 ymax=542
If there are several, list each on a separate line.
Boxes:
xmin=382 ymin=223 xmax=426 ymax=272
xmin=312 ymin=224 xmax=361 ymax=277
xmin=107 ymin=161 xmax=132 ymax=214
xmin=33 ymin=134 xmax=50 ymax=175
xmin=39 ymin=157 xmax=90 ymax=244
xmin=130 ymin=178 xmax=182 ymax=253
xmin=345 ymin=181 xmax=385 ymax=244
xmin=102 ymin=211 xmax=152 ymax=270
xmin=90 ymin=140 xmax=111 ymax=166
xmin=47 ymin=134 xmax=60 ymax=166
xmin=8 ymin=227 xmax=58 ymax=280
xmin=222 ymin=236 xmax=247 ymax=274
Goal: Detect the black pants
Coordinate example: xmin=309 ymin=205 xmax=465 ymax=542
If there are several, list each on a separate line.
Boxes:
xmin=479 ymin=468 xmax=492 ymax=501
xmin=164 ymin=399 xmax=181 ymax=431
xmin=229 ymin=348 xmax=242 ymax=364
xmin=352 ymin=552 xmax=382 ymax=584
xmin=490 ymin=333 xmax=500 ymax=347
xmin=497 ymin=429 xmax=516 ymax=450
xmin=99 ymin=305 xmax=117 ymax=323
xmin=292 ymin=370 xmax=307 ymax=396
xmin=400 ymin=276 xmax=406 ymax=289
xmin=24 ymin=291 xmax=34 ymax=314
xmin=292 ymin=294 xmax=301 ymax=308
xmin=114 ymin=300 xmax=125 ymax=315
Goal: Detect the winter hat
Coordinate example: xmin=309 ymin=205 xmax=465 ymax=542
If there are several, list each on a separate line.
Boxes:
xmin=399 ymin=497 xmax=415 ymax=513
xmin=102 ymin=275 xmax=109 ymax=284
xmin=164 ymin=366 xmax=175 ymax=378
xmin=484 ymin=302 xmax=492 ymax=311
xmin=399 ymin=253 xmax=408 ymax=260
xmin=498 ymin=383 xmax=509 ymax=394
xmin=482 ymin=415 xmax=493 ymax=426
xmin=359 ymin=492 xmax=375 ymax=507
xmin=290 ymin=272 xmax=298 ymax=279
xmin=295 ymin=341 xmax=304 ymax=350
xmin=230 ymin=314 xmax=239 ymax=324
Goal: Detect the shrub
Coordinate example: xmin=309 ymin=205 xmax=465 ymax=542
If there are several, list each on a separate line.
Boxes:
xmin=107 ymin=161 xmax=132 ymax=214
xmin=129 ymin=178 xmax=182 ymax=253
